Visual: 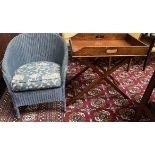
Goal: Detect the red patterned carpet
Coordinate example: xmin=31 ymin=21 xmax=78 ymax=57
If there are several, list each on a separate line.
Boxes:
xmin=0 ymin=55 xmax=155 ymax=122
xmin=0 ymin=91 xmax=64 ymax=122
xmin=64 ymin=55 xmax=155 ymax=122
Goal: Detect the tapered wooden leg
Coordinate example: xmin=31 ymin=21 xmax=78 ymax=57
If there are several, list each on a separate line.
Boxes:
xmin=127 ymin=58 xmax=132 ymax=72
xmin=143 ymin=56 xmax=149 ymax=71
xmin=108 ymin=57 xmax=112 ymax=70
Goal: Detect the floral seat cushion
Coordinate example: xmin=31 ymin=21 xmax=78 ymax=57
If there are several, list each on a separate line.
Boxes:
xmin=11 ymin=61 xmax=61 ymax=92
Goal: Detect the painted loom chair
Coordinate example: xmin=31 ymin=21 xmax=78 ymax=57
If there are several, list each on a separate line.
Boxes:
xmin=2 ymin=33 xmax=68 ymax=118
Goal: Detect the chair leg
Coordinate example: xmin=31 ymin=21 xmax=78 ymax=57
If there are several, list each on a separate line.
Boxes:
xmin=63 ymin=99 xmax=66 ymax=112
xmin=14 ymin=106 xmax=20 ymax=118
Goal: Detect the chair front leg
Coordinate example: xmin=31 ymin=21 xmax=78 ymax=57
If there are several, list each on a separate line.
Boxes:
xmin=14 ymin=106 xmax=21 ymax=118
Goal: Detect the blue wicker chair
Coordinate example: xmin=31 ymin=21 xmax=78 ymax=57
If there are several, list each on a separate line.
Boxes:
xmin=2 ymin=33 xmax=68 ymax=118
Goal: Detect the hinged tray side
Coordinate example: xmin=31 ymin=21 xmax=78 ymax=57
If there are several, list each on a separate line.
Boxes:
xmin=69 ymin=33 xmax=149 ymax=57
xmin=71 ymin=46 xmax=148 ymax=57
xmin=127 ymin=34 xmax=149 ymax=46
xmin=71 ymin=33 xmax=127 ymax=40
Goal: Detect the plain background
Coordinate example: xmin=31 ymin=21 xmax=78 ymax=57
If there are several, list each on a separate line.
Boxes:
xmin=0 ymin=0 xmax=155 ymax=155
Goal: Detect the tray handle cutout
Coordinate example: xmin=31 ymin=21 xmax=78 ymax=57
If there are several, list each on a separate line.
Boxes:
xmin=96 ymin=35 xmax=104 ymax=39
xmin=106 ymin=48 xmax=118 ymax=54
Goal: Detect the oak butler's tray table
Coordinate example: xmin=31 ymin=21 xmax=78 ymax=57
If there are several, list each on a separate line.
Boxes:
xmin=68 ymin=33 xmax=149 ymax=105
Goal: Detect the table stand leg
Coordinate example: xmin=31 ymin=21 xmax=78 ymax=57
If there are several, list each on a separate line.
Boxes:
xmin=68 ymin=57 xmax=131 ymax=105
xmin=66 ymin=58 xmax=100 ymax=86
xmin=134 ymin=71 xmax=155 ymax=121
xmin=127 ymin=58 xmax=132 ymax=72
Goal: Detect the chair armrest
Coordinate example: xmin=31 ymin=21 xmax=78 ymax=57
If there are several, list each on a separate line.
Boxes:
xmin=2 ymin=70 xmax=12 ymax=84
xmin=61 ymin=45 xmax=68 ymax=86
xmin=1 ymin=59 xmax=13 ymax=85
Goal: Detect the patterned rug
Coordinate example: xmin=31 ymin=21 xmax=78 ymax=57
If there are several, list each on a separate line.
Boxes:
xmin=65 ymin=54 xmax=155 ymax=122
xmin=0 ymin=54 xmax=155 ymax=122
xmin=0 ymin=92 xmax=64 ymax=122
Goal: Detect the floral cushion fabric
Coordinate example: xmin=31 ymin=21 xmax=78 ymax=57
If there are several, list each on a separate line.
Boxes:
xmin=11 ymin=61 xmax=61 ymax=92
